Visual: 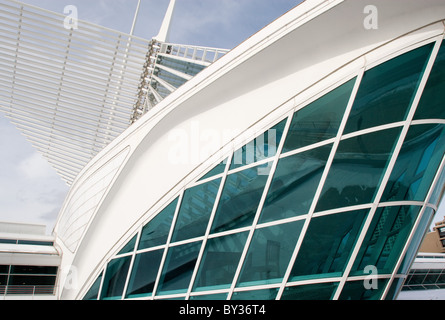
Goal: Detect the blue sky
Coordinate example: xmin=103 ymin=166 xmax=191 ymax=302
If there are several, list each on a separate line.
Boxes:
xmin=0 ymin=0 xmax=300 ymax=233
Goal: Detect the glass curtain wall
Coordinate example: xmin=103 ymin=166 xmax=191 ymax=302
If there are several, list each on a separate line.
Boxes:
xmin=83 ymin=39 xmax=445 ymax=300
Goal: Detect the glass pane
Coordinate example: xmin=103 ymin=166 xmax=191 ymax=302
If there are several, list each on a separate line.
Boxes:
xmin=157 ymin=241 xmax=202 ymax=296
xmin=82 ymin=272 xmax=102 ymax=300
xmin=283 ymin=78 xmax=356 ymax=153
xmin=118 ymin=235 xmax=137 ymax=255
xmin=344 ymin=43 xmax=433 ymax=134
xmin=193 ymin=231 xmax=248 ymax=292
xmin=126 ymin=249 xmax=163 ymax=298
xmin=198 ymin=159 xmax=227 ymax=181
xmin=171 ymin=179 xmax=221 ymax=242
xmin=338 ymin=279 xmax=389 ymax=300
xmin=232 ymin=288 xmax=279 ymax=300
xmin=211 ymin=164 xmax=270 ymax=234
xmin=138 ymin=197 xmax=178 ymax=250
xmin=350 ymin=206 xmax=421 ymax=276
xmin=237 ymin=220 xmax=304 ymax=287
xmin=10 ymin=265 xmax=58 ymax=275
xmin=231 ymin=119 xmax=286 ymax=170
xmin=414 ymin=42 xmax=445 ymax=120
xmin=100 ymin=256 xmax=132 ymax=300
xmin=190 ymin=293 xmax=228 ymax=300
xmin=281 ymin=282 xmax=339 ymax=300
xmin=381 ymin=124 xmax=445 ymax=202
xmin=259 ymin=144 xmax=332 ymax=224
xmin=289 ymin=210 xmax=368 ymax=281
xmin=315 ymin=127 xmax=401 ymax=212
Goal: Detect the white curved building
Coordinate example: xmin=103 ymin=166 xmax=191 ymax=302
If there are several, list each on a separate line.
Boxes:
xmin=4 ymin=0 xmax=445 ymax=300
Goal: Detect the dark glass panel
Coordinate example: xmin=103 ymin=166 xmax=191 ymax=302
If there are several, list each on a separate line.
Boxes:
xmin=82 ymin=272 xmax=102 ymax=300
xmin=100 ymin=256 xmax=132 ymax=300
xmin=259 ymin=145 xmax=332 ymax=223
xmin=211 ymin=164 xmax=270 ymax=234
xmin=0 ymin=275 xmax=6 ymax=286
xmin=290 ymin=210 xmax=368 ymax=281
xmin=0 ymin=265 xmax=8 ymax=274
xmin=231 ymin=119 xmax=286 ymax=170
xmin=138 ymin=197 xmax=178 ymax=250
xmin=382 ymin=124 xmax=445 ymax=202
xmin=198 ymin=159 xmax=227 ymax=181
xmin=193 ymin=232 xmax=248 ymax=292
xmin=10 ymin=265 xmax=58 ymax=275
xmin=338 ymin=279 xmax=389 ymax=300
xmin=190 ymin=293 xmax=228 ymax=300
xmin=8 ymin=275 xmax=56 ymax=286
xmin=281 ymin=282 xmax=339 ymax=300
xmin=350 ymin=206 xmax=421 ymax=276
xmin=232 ymin=288 xmax=279 ymax=300
xmin=237 ymin=220 xmax=304 ymax=287
xmin=415 ymin=41 xmax=445 ymax=120
xmin=315 ymin=128 xmax=401 ymax=212
xmin=171 ymin=179 xmax=221 ymax=242
xmin=157 ymin=241 xmax=202 ymax=296
xmin=117 ymin=235 xmax=137 ymax=255
xmin=344 ymin=43 xmax=433 ymax=133
xmin=126 ymin=249 xmax=163 ymax=298
xmin=283 ymin=78 xmax=356 ymax=153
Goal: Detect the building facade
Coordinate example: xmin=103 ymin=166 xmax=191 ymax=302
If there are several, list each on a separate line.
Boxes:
xmin=1 ymin=0 xmax=445 ymax=300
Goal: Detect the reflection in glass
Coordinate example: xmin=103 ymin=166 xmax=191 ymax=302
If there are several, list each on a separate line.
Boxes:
xmin=126 ymin=249 xmax=163 ymax=298
xmin=290 ymin=210 xmax=368 ymax=281
xmin=232 ymin=288 xmax=279 ymax=300
xmin=344 ymin=43 xmax=433 ymax=133
xmin=171 ymin=179 xmax=221 ymax=242
xmin=211 ymin=164 xmax=270 ymax=233
xmin=283 ymin=79 xmax=355 ymax=153
xmin=315 ymin=128 xmax=401 ymax=212
xmin=193 ymin=232 xmax=248 ymax=292
xmin=259 ymin=145 xmax=332 ymax=223
xmin=100 ymin=256 xmax=132 ymax=300
xmin=157 ymin=241 xmax=202 ymax=296
xmin=281 ymin=282 xmax=339 ymax=300
xmin=198 ymin=159 xmax=227 ymax=181
xmin=382 ymin=124 xmax=445 ymax=202
xmin=237 ymin=221 xmax=304 ymax=287
xmin=350 ymin=206 xmax=421 ymax=276
xmin=82 ymin=272 xmax=102 ymax=300
xmin=138 ymin=197 xmax=178 ymax=250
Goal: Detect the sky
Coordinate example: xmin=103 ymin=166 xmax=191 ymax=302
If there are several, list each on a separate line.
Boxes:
xmin=0 ymin=0 xmax=301 ymax=233
xmin=0 ymin=0 xmax=444 ymax=235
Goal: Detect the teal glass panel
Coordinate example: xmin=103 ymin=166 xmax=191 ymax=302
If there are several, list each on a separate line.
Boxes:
xmin=385 ymin=278 xmax=405 ymax=300
xmin=397 ymin=208 xmax=435 ymax=274
xmin=429 ymin=168 xmax=445 ymax=206
xmin=382 ymin=124 xmax=445 ymax=202
xmin=157 ymin=241 xmax=202 ymax=296
xmin=289 ymin=210 xmax=368 ymax=281
xmin=283 ymin=78 xmax=356 ymax=153
xmin=281 ymin=282 xmax=339 ymax=300
xmin=231 ymin=119 xmax=286 ymax=170
xmin=189 ymin=293 xmax=228 ymax=300
xmin=117 ymin=235 xmax=137 ymax=255
xmin=350 ymin=206 xmax=421 ymax=276
xmin=211 ymin=164 xmax=270 ymax=234
xmin=232 ymin=288 xmax=279 ymax=300
xmin=126 ymin=249 xmax=163 ymax=298
xmin=193 ymin=231 xmax=248 ymax=292
xmin=237 ymin=220 xmax=304 ymax=287
xmin=138 ymin=197 xmax=178 ymax=250
xmin=198 ymin=159 xmax=227 ymax=182
xmin=82 ymin=272 xmax=102 ymax=300
xmin=344 ymin=43 xmax=433 ymax=134
xmin=315 ymin=127 xmax=401 ymax=212
xmin=100 ymin=256 xmax=132 ymax=300
xmin=414 ymin=42 xmax=445 ymax=120
xmin=338 ymin=279 xmax=389 ymax=300
xmin=259 ymin=144 xmax=332 ymax=224
xmin=171 ymin=179 xmax=221 ymax=242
